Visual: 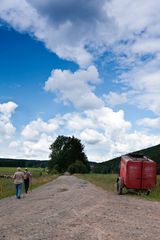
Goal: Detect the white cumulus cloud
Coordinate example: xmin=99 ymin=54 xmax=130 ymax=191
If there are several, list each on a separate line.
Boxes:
xmin=44 ymin=66 xmax=103 ymax=110
xmin=21 ymin=117 xmax=60 ymax=140
xmin=80 ymin=128 xmax=106 ymax=145
xmin=137 ymin=117 xmax=160 ymax=129
xmin=103 ymin=91 xmax=127 ymax=107
xmin=0 ymin=0 xmax=116 ymax=66
xmin=1 ymin=1 xmax=160 ymax=160
xmin=0 ymin=101 xmax=17 ymax=139
xmin=2 ymin=105 xmax=159 ymax=161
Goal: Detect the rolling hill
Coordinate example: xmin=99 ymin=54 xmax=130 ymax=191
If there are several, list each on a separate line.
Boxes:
xmin=92 ymin=144 xmax=160 ymax=174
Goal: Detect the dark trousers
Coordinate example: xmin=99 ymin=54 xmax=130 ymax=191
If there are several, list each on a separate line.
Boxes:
xmin=24 ymin=179 xmax=30 ymax=193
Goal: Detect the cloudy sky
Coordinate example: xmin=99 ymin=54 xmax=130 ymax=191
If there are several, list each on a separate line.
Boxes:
xmin=0 ymin=0 xmax=160 ymax=162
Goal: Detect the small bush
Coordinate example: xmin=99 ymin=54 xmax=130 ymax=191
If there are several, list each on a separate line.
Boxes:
xmin=50 ymin=168 xmax=59 ymax=175
xmin=68 ymin=161 xmax=89 ymax=174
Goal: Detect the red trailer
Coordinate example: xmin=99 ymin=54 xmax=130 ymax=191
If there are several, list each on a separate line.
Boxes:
xmin=116 ymin=154 xmax=157 ymax=195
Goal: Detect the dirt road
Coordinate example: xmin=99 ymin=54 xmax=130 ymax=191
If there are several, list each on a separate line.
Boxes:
xmin=0 ymin=175 xmax=160 ymax=240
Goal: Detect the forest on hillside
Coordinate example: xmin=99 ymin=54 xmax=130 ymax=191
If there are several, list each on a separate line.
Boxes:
xmin=92 ymin=144 xmax=160 ymax=174
xmin=0 ymin=158 xmax=48 ymax=168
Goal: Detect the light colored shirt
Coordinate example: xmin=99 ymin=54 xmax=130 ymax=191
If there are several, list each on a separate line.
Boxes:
xmin=13 ymin=171 xmax=24 ymax=184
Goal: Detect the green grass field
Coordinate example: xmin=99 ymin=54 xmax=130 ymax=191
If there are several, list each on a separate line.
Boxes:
xmin=0 ymin=167 xmax=45 ymax=175
xmin=78 ymin=174 xmax=160 ymax=201
xmin=0 ymin=167 xmax=58 ymax=199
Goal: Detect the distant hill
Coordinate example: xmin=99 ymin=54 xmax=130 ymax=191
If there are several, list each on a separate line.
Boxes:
xmin=1 ymin=144 xmax=159 ymax=173
xmin=0 ymin=158 xmax=48 ymax=168
xmin=92 ymin=144 xmax=160 ymax=174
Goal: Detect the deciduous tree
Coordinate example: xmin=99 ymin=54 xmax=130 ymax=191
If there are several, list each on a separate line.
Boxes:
xmin=48 ymin=135 xmax=90 ymax=173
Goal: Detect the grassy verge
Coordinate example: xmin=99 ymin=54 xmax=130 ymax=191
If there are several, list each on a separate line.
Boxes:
xmin=77 ymin=174 xmax=160 ymax=201
xmin=30 ymin=175 xmax=58 ymax=189
xmin=0 ymin=167 xmax=58 ymax=199
xmin=77 ymin=173 xmax=117 ymax=192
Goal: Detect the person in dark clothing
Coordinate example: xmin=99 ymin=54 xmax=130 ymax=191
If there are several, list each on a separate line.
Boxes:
xmin=24 ymin=168 xmax=31 ymax=194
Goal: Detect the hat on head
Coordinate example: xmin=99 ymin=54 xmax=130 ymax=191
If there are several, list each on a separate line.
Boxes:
xmin=17 ymin=167 xmax=21 ymax=171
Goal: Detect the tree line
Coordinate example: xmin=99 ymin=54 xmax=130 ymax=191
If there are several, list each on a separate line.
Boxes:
xmin=1 ymin=136 xmax=158 ymax=174
xmin=0 ymin=159 xmax=48 ymax=168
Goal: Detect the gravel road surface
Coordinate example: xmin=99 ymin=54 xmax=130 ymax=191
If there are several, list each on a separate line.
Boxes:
xmin=0 ymin=175 xmax=160 ymax=240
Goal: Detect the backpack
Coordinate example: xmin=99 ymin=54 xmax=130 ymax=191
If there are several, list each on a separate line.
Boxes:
xmin=24 ymin=172 xmax=30 ymax=180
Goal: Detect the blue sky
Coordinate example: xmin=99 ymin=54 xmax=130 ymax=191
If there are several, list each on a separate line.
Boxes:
xmin=0 ymin=0 xmax=160 ymax=162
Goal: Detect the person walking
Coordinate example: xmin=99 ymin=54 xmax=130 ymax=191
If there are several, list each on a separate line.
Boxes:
xmin=24 ymin=168 xmax=32 ymax=194
xmin=13 ymin=167 xmax=24 ymax=199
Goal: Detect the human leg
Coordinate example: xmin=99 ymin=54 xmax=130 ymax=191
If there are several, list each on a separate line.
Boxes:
xmin=24 ymin=180 xmax=27 ymax=193
xmin=24 ymin=179 xmax=29 ymax=193
xmin=17 ymin=183 xmax=22 ymax=198
xmin=15 ymin=184 xmax=19 ymax=198
xmin=26 ymin=179 xmax=29 ymax=193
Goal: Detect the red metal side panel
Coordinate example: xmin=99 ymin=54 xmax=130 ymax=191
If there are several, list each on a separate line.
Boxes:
xmin=126 ymin=161 xmax=142 ymax=189
xmin=120 ymin=158 xmax=127 ymax=186
xmin=142 ymin=161 xmax=157 ymax=189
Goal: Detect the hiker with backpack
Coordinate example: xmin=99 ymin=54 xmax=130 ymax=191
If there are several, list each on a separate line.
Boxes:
xmin=24 ymin=168 xmax=32 ymax=194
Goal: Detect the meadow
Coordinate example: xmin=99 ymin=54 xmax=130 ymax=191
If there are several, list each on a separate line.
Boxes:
xmin=0 ymin=167 xmax=58 ymax=199
xmin=78 ymin=174 xmax=160 ymax=201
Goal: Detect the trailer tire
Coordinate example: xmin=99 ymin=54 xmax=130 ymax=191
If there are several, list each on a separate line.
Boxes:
xmin=146 ymin=189 xmax=151 ymax=195
xmin=117 ymin=178 xmax=123 ymax=195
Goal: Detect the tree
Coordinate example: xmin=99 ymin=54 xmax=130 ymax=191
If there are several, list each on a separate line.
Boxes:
xmin=48 ymin=135 xmax=90 ymax=173
xmin=68 ymin=160 xmax=89 ymax=174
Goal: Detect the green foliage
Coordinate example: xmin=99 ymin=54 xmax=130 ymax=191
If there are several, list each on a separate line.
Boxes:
xmin=92 ymin=144 xmax=160 ymax=174
xmin=68 ymin=160 xmax=90 ymax=174
xmin=0 ymin=158 xmax=48 ymax=168
xmin=48 ymin=135 xmax=90 ymax=173
xmin=49 ymin=168 xmax=59 ymax=174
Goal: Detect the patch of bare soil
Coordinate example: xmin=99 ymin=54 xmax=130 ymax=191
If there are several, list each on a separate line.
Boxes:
xmin=0 ymin=175 xmax=160 ymax=240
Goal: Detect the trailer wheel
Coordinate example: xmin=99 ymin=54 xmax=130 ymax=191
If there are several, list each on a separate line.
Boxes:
xmin=146 ymin=189 xmax=151 ymax=195
xmin=117 ymin=178 xmax=123 ymax=195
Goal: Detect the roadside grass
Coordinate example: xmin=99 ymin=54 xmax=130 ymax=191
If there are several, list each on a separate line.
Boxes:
xmin=31 ymin=175 xmax=58 ymax=189
xmin=0 ymin=167 xmax=58 ymax=199
xmin=144 ymin=175 xmax=160 ymax=201
xmin=77 ymin=174 xmax=160 ymax=201
xmin=77 ymin=173 xmax=117 ymax=192
xmin=0 ymin=178 xmax=15 ymax=198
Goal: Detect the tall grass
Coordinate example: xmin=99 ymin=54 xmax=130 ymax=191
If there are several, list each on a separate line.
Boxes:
xmin=0 ymin=178 xmax=15 ymax=198
xmin=30 ymin=175 xmax=58 ymax=189
xmin=144 ymin=175 xmax=160 ymax=201
xmin=0 ymin=167 xmax=58 ymax=199
xmin=78 ymin=174 xmax=160 ymax=201
xmin=77 ymin=174 xmax=117 ymax=192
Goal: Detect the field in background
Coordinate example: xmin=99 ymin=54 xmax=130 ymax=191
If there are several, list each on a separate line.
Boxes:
xmin=0 ymin=167 xmax=58 ymax=199
xmin=78 ymin=174 xmax=160 ymax=201
xmin=0 ymin=167 xmax=46 ymax=176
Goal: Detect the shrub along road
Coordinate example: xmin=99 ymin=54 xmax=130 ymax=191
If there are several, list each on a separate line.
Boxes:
xmin=0 ymin=175 xmax=160 ymax=240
